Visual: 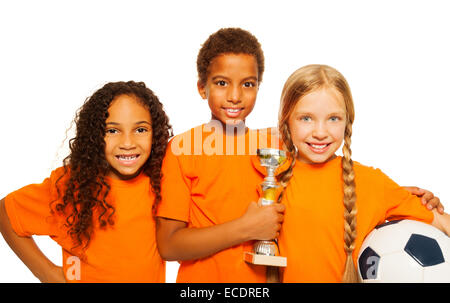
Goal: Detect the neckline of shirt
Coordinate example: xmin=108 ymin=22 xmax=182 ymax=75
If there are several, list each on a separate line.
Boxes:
xmin=294 ymin=155 xmax=342 ymax=171
xmin=104 ymin=172 xmax=149 ymax=188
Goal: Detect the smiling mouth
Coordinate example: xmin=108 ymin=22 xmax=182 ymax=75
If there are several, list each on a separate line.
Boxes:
xmin=223 ymin=107 xmax=243 ymax=117
xmin=115 ymin=154 xmax=140 ymax=165
xmin=306 ymin=143 xmax=332 ymax=153
xmin=307 ymin=143 xmax=330 ymax=149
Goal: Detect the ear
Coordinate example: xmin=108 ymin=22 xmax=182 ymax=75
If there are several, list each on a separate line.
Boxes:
xmin=197 ymin=80 xmax=207 ymax=100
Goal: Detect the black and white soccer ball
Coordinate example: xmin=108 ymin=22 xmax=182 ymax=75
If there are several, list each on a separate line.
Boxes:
xmin=358 ymin=219 xmax=450 ymax=282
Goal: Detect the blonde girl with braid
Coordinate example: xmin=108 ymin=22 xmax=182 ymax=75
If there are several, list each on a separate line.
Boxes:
xmin=276 ymin=64 xmax=450 ymax=283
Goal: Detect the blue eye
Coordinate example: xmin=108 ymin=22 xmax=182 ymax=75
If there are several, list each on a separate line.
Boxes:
xmin=300 ymin=116 xmax=311 ymax=122
xmin=329 ymin=116 xmax=341 ymax=122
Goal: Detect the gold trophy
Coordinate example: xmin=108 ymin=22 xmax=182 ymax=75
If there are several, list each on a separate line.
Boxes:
xmin=244 ymin=148 xmax=291 ymax=269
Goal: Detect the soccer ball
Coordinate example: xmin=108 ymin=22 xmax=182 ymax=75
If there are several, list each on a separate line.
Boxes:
xmin=357 ymin=219 xmax=450 ymax=282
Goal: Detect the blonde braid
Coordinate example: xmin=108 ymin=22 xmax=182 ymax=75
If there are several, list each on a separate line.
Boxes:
xmin=341 ymin=122 xmax=359 ymax=283
xmin=277 ymin=124 xmax=297 ymax=201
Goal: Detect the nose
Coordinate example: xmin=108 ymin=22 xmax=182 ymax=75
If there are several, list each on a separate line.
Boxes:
xmin=119 ymin=132 xmax=136 ymax=149
xmin=312 ymin=121 xmax=328 ymax=140
xmin=227 ymin=84 xmax=241 ymax=104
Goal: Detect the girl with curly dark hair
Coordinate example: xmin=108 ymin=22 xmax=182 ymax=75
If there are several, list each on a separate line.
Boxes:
xmin=0 ymin=81 xmax=172 ymax=282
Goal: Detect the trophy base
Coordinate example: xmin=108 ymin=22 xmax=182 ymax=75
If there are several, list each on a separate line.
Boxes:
xmin=244 ymin=252 xmax=287 ymax=267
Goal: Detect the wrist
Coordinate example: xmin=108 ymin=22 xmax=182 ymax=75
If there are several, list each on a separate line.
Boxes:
xmin=444 ymin=213 xmax=450 ymax=236
xmin=233 ymin=215 xmax=253 ymax=243
xmin=432 ymin=210 xmax=450 ymax=237
xmin=33 ymin=258 xmax=58 ymax=282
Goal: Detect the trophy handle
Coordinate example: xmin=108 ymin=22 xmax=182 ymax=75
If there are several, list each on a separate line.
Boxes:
xmin=251 ymin=149 xmax=293 ymax=177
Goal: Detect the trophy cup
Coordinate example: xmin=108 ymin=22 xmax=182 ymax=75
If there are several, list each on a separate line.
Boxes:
xmin=244 ymin=148 xmax=290 ymax=268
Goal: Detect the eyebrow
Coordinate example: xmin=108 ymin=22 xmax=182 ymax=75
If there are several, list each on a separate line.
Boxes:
xmin=106 ymin=121 xmax=152 ymax=126
xmin=211 ymin=75 xmax=258 ymax=82
xmin=327 ymin=112 xmax=346 ymax=116
xmin=293 ymin=111 xmax=345 ymax=117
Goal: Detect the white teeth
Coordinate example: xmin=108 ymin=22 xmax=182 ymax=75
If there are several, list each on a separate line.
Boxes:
xmin=118 ymin=156 xmax=137 ymax=160
xmin=226 ymin=108 xmax=240 ymax=113
xmin=311 ymin=144 xmax=328 ymax=149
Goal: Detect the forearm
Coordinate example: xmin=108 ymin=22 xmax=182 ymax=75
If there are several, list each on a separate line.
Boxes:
xmin=431 ymin=209 xmax=450 ymax=236
xmin=0 ymin=198 xmax=57 ymax=282
xmin=157 ymin=216 xmax=252 ymax=261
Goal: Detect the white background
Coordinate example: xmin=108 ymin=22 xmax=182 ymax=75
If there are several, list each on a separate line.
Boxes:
xmin=0 ymin=0 xmax=449 ymax=282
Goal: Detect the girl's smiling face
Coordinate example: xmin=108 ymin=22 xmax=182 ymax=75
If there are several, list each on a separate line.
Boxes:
xmin=288 ymin=88 xmax=347 ymax=164
xmin=104 ymin=94 xmax=152 ymax=180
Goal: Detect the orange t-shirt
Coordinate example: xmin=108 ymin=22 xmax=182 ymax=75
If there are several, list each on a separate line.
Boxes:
xmin=5 ymin=167 xmax=165 ymax=283
xmin=279 ymin=156 xmax=434 ymax=283
xmin=157 ymin=123 xmax=281 ymax=282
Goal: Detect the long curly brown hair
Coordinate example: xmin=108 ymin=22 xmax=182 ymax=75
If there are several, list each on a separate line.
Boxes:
xmin=53 ymin=81 xmax=172 ymax=251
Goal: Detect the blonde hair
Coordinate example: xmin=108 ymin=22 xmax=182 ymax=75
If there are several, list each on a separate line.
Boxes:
xmin=278 ymin=64 xmax=358 ymax=283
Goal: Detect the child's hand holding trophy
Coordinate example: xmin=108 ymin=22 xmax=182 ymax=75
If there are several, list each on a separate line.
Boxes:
xmin=245 ymin=148 xmax=292 ymax=282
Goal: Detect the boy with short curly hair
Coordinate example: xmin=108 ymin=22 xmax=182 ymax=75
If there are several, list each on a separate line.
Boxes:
xmin=156 ymin=27 xmax=283 ymax=283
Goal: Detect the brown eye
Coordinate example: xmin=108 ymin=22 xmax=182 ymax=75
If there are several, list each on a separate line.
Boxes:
xmin=106 ymin=128 xmax=118 ymax=134
xmin=136 ymin=127 xmax=148 ymax=133
xmin=243 ymin=81 xmax=255 ymax=88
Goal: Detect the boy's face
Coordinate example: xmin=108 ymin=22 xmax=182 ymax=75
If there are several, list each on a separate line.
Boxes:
xmin=104 ymin=94 xmax=153 ymax=180
xmin=198 ymin=53 xmax=259 ymax=126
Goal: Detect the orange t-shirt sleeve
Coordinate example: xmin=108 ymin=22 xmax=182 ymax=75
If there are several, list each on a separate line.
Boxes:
xmin=4 ymin=169 xmax=62 ymax=237
xmin=157 ymin=140 xmax=191 ymax=222
xmin=380 ymin=169 xmax=434 ymax=224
